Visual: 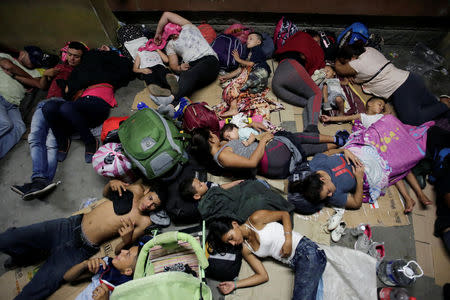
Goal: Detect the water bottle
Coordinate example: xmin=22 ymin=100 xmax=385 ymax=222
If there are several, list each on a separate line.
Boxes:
xmin=378 ymin=287 xmax=416 ymax=300
xmin=377 ymin=259 xmax=423 ymax=287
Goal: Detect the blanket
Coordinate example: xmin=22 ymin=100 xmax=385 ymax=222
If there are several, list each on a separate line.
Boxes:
xmin=215 ymin=67 xmax=284 ymax=121
xmin=345 ymin=114 xmax=434 ymax=202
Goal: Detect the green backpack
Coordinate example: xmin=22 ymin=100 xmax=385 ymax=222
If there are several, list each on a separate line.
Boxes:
xmin=118 ymin=108 xmax=189 ymax=180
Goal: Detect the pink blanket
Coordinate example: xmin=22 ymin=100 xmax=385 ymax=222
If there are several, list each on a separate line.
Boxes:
xmin=345 ymin=115 xmax=434 ymax=201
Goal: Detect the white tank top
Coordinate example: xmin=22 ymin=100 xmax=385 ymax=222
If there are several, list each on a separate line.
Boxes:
xmin=138 ymin=51 xmax=164 ymax=69
xmin=244 ymin=221 xmax=303 ymax=264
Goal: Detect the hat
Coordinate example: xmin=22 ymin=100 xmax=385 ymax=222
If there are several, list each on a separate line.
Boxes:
xmin=24 ymin=46 xmax=44 ymax=68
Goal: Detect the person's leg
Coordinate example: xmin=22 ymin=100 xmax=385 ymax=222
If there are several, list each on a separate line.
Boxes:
xmin=173 ymin=55 xmax=219 ymax=106
xmin=145 ymin=65 xmax=171 ymax=89
xmin=395 ymin=179 xmax=416 ymax=214
xmin=392 ymin=73 xmax=449 ymax=125
xmin=42 ymin=99 xmax=73 ymax=155
xmin=291 ymin=237 xmax=327 ymax=300
xmin=404 ymin=171 xmax=433 ymax=206
xmin=0 ymin=95 xmax=26 ymax=158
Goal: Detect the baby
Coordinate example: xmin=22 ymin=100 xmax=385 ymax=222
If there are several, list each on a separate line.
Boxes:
xmin=64 ymin=245 xmax=140 ymax=300
xmin=319 ymin=65 xmax=348 ymax=115
xmin=220 ymin=123 xmax=261 ymax=147
xmin=179 ymin=177 xmax=243 ymax=201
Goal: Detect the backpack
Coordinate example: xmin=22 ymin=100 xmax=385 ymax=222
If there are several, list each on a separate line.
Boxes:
xmin=197 ymin=23 xmax=217 ymax=44
xmin=337 ymin=22 xmax=369 ymax=48
xmin=182 ymin=102 xmax=220 ymax=137
xmin=118 ymin=108 xmax=189 ymax=180
xmin=224 ymin=23 xmax=253 ymax=44
xmin=273 ymin=16 xmax=299 ymax=50
xmin=117 ymin=24 xmax=146 ymax=60
xmin=92 ymin=142 xmax=136 ymax=183
xmin=212 ymin=34 xmax=247 ymax=71
xmin=318 ymin=30 xmax=337 ymax=61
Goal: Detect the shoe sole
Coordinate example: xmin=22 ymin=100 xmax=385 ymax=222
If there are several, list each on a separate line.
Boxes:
xmin=166 ymin=74 xmax=179 ymax=96
xmin=10 ymin=186 xmax=25 ymax=196
xmin=148 ymin=84 xmax=171 ymax=97
xmin=22 ymin=183 xmax=57 ymax=201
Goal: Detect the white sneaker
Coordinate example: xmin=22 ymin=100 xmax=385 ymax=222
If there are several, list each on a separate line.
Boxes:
xmin=331 ymin=222 xmax=346 ymax=242
xmin=327 ymin=207 xmax=345 ymax=231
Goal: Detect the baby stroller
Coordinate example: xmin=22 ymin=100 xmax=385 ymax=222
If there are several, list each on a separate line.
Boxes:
xmin=111 ymin=230 xmax=211 ymax=300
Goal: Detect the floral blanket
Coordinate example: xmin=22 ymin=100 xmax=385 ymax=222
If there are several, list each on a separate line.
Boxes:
xmin=214 ymin=67 xmax=284 ymax=121
xmin=344 ymin=114 xmax=434 ymax=203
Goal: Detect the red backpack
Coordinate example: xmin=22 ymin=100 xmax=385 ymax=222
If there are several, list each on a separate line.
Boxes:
xmin=273 ymin=16 xmax=299 ymax=50
xmin=198 ymin=23 xmax=217 ymax=44
xmin=182 ymin=102 xmax=220 ymax=137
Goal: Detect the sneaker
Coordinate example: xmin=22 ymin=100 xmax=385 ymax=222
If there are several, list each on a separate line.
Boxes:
xmin=57 ymin=137 xmax=71 ymax=162
xmin=11 ymin=182 xmax=33 ymax=196
xmin=327 ymin=207 xmax=345 ymax=231
xmin=367 ymin=242 xmax=385 ymax=261
xmin=85 ymin=138 xmax=99 ymax=163
xmin=22 ymin=178 xmax=58 ymax=201
xmin=334 ymin=130 xmax=350 ymax=147
xmin=166 ymin=73 xmax=179 ymax=96
xmin=150 ymin=209 xmax=171 ymax=227
xmin=173 ymin=97 xmax=191 ymax=120
xmin=322 ymin=102 xmax=332 ymax=111
xmin=148 ymin=84 xmax=171 ymax=97
xmin=351 ymin=224 xmax=373 ymax=253
xmin=350 ymin=223 xmax=372 ymax=238
xmin=331 ymin=222 xmax=346 ymax=243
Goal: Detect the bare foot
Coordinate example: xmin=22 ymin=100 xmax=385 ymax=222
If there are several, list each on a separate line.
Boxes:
xmin=220 ymin=108 xmax=239 ymax=118
xmin=404 ymin=196 xmax=416 ymax=214
xmin=439 ymin=97 xmax=450 ymax=108
xmin=418 ymin=193 xmax=433 ymax=206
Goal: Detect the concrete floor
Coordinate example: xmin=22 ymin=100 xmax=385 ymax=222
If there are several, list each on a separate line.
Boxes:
xmin=0 ymin=41 xmax=449 ymax=299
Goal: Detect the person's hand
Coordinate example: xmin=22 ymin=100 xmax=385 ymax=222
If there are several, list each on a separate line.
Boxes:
xmin=92 ymin=283 xmax=109 ymax=300
xmin=343 ymin=149 xmax=363 ymax=167
xmin=154 ymin=33 xmax=162 ymax=46
xmin=279 ymin=238 xmax=292 ymax=258
xmin=320 ymin=115 xmax=331 ymax=123
xmin=218 ymin=281 xmax=235 ymax=295
xmin=232 ymin=50 xmax=241 ymax=62
xmin=87 ymin=257 xmax=107 ymax=274
xmin=180 ymin=63 xmax=190 ymax=71
xmin=109 ymin=180 xmax=129 ymax=196
xmin=348 ymin=76 xmax=356 ymax=84
xmin=352 ymin=164 xmax=365 ymax=180
xmin=218 ymin=75 xmax=229 ymax=83
xmin=2 ymin=67 xmax=12 ymax=76
xmin=242 ymin=140 xmax=250 ymax=147
xmin=43 ymin=68 xmax=60 ymax=77
xmin=118 ymin=217 xmax=135 ymax=245
xmin=259 ymin=132 xmax=274 ymax=144
xmin=141 ymin=68 xmax=152 ymax=74
xmin=250 ymin=122 xmax=268 ymax=132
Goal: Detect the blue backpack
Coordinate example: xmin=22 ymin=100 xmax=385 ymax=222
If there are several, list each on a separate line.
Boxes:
xmin=212 ymin=34 xmax=247 ymax=71
xmin=337 ymin=22 xmax=369 ymax=48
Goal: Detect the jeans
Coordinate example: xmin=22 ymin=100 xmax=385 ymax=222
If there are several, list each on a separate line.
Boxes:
xmin=0 ymin=215 xmax=99 ymax=300
xmin=28 ymin=99 xmax=60 ymax=181
xmin=0 ymin=95 xmax=26 ymax=159
xmin=290 ymin=237 xmax=327 ymax=300
xmin=42 ymin=96 xmax=110 ymax=148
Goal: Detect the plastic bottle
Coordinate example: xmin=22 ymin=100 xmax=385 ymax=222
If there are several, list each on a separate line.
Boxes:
xmin=377 ymin=287 xmax=416 ymax=300
xmin=377 ymin=259 xmax=423 ymax=287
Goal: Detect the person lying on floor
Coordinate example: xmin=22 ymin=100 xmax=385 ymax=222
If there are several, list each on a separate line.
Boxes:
xmin=291 ymin=119 xmax=433 ymax=214
xmin=180 ymin=178 xmax=294 ymax=224
xmin=207 ymin=210 xmax=326 ymax=299
xmin=0 ymin=179 xmax=163 ymax=300
xmin=64 ymin=245 xmax=141 ymax=300
xmin=10 ymin=41 xmax=88 ymax=201
xmin=190 ymin=122 xmax=348 ymax=179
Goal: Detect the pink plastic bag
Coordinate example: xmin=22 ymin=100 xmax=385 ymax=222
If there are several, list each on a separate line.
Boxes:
xmin=224 ymin=24 xmax=253 ymax=44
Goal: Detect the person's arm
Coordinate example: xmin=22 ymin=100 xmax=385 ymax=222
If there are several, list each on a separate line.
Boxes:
xmin=321 ymin=113 xmax=361 ymax=123
xmin=14 ymin=74 xmax=42 ymax=88
xmin=154 ymin=12 xmax=191 ymax=45
xmin=232 ymin=49 xmax=254 ymax=68
xmin=322 ymin=84 xmax=329 ymax=103
xmin=63 ymin=257 xmax=107 ymax=282
xmin=345 ymin=164 xmax=365 ymax=209
xmin=92 ymin=283 xmax=110 ymax=300
xmin=243 ymin=134 xmax=256 ymax=147
xmin=218 ymin=67 xmax=242 ymax=82
xmin=218 ymin=246 xmax=269 ymax=295
xmin=156 ymin=49 xmax=169 ymax=64
xmin=323 ymin=148 xmax=363 ymax=167
xmin=103 ymin=179 xmax=130 ymax=197
xmin=218 ymin=133 xmax=273 ymax=168
xmin=249 ymin=210 xmax=292 ymax=257
xmin=0 ymin=58 xmax=33 ymax=78
xmin=114 ymin=217 xmax=148 ymax=254
xmin=168 ymin=54 xmax=189 ymax=73
xmin=334 ymin=59 xmax=357 ymax=77
xmin=39 ymin=67 xmax=61 ymax=90
xmin=220 ymin=179 xmax=244 ymax=190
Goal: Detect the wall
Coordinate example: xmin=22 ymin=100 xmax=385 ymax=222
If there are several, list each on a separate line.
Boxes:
xmin=0 ymin=0 xmax=118 ymax=54
xmin=107 ymin=0 xmax=448 ymax=17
